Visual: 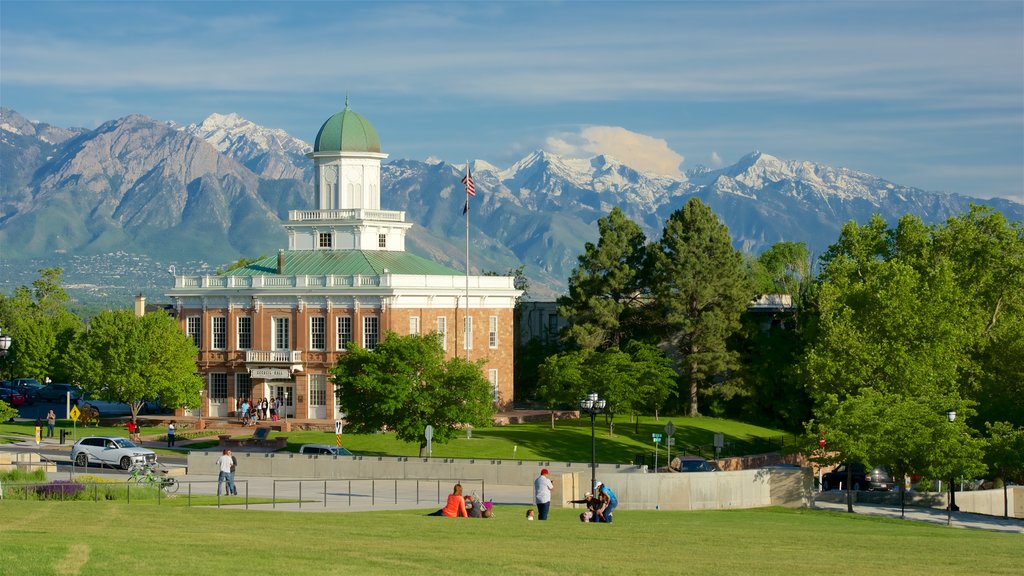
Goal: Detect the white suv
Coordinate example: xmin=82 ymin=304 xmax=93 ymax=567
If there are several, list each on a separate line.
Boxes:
xmin=71 ymin=436 xmax=157 ymax=470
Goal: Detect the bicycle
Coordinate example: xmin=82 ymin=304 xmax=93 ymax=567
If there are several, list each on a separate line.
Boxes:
xmin=128 ymin=462 xmax=179 ymax=494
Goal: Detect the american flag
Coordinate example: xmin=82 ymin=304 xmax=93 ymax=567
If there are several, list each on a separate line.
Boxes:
xmin=462 ymin=165 xmax=476 ymax=197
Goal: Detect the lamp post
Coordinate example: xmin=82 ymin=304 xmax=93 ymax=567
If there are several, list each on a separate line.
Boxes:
xmin=0 ymin=328 xmax=12 ymax=379
xmin=946 ymin=409 xmax=957 ymax=526
xmin=578 ymin=391 xmax=606 ymax=494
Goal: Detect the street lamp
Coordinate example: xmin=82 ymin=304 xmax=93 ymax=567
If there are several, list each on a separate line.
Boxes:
xmin=945 ymin=409 xmax=958 ymax=525
xmin=578 ymin=391 xmax=606 ymax=495
xmin=0 ymin=329 xmax=11 ymax=380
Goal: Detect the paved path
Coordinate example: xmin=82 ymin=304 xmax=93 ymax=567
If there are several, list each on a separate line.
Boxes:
xmin=812 ymin=499 xmax=1024 ymax=534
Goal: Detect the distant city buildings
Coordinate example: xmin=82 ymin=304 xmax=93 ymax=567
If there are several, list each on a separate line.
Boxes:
xmin=166 ymin=103 xmax=521 ymax=422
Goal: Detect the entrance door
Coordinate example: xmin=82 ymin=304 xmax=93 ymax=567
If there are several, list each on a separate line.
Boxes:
xmin=273 ymin=384 xmax=294 ymax=418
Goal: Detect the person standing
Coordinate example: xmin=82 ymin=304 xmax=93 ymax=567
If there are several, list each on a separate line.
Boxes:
xmin=216 ymin=449 xmax=236 ymax=496
xmin=167 ymin=420 xmax=176 ymax=447
xmin=46 ymin=410 xmax=56 ymax=438
xmin=534 ymin=468 xmax=554 ymax=520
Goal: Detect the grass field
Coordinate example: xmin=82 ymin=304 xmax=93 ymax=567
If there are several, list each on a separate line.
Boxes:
xmin=0 ymin=501 xmax=1019 ymax=575
xmin=0 ymin=415 xmax=795 ymax=463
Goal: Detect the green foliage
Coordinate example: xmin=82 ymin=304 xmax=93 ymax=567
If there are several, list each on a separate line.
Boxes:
xmin=984 ymin=422 xmax=1024 ymax=485
xmin=557 ymin=207 xmax=648 ymax=351
xmin=0 ymin=399 xmax=18 ymax=422
xmin=0 ymin=267 xmax=84 ymax=382
xmin=801 ymin=207 xmax=1021 ymax=486
xmin=65 ymin=309 xmax=204 ymax=418
xmin=331 ymin=332 xmax=495 ymax=454
xmin=748 ymin=241 xmax=810 ymax=296
xmin=649 ymin=199 xmax=753 ymax=416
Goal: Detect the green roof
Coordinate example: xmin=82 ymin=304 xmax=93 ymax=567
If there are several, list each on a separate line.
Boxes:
xmin=313 ymin=101 xmax=381 ymax=153
xmin=226 ymin=250 xmax=462 ymax=277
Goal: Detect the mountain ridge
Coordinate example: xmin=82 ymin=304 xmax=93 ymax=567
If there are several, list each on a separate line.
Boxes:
xmin=2 ymin=108 xmax=1020 ymax=301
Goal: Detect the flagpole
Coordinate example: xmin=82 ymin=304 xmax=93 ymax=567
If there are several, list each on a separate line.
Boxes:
xmin=464 ymin=161 xmax=471 ymax=361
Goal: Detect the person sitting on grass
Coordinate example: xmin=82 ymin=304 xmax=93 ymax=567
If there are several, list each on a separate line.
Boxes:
xmin=428 ymin=483 xmax=469 ymax=517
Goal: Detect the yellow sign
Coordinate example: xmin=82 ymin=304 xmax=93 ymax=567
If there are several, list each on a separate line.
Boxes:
xmin=69 ymin=405 xmax=81 ymax=422
xmin=336 ymin=434 xmax=341 ymax=447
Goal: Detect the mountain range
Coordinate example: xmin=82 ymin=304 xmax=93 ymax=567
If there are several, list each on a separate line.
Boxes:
xmin=2 ymin=107 xmax=1021 ymax=300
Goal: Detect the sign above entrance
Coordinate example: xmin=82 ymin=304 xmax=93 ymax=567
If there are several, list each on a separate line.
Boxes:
xmin=250 ymin=368 xmax=291 ymax=379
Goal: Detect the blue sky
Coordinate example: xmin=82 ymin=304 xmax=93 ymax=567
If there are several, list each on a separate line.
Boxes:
xmin=2 ymin=1 xmax=1021 ymax=202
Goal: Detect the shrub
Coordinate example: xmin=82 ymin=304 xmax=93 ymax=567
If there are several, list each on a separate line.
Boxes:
xmin=34 ymin=480 xmax=86 ymax=500
xmin=1 ymin=469 xmax=46 ymax=483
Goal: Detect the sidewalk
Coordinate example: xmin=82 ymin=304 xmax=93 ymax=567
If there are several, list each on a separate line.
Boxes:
xmin=812 ymin=499 xmax=1024 ymax=534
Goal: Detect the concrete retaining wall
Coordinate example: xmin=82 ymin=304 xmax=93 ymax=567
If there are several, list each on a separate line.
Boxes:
xmin=951 ymin=487 xmax=1023 ymax=519
xmin=186 ymin=451 xmax=810 ymax=511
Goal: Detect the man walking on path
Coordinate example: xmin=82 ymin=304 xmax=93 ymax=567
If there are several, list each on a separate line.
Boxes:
xmin=217 ymin=449 xmax=237 ymax=496
xmin=534 ymin=468 xmax=554 ymax=520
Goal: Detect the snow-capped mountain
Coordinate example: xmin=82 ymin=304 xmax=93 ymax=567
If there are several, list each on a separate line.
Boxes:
xmin=184 ymin=113 xmax=313 ymax=182
xmin=2 ymin=108 xmax=1020 ymax=299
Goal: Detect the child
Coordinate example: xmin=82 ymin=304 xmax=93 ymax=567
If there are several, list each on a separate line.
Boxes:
xmin=526 ymin=509 xmax=535 ymax=520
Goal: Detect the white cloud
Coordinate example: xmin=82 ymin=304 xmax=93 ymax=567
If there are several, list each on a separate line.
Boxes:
xmin=544 ymin=126 xmax=684 ymax=177
xmin=709 ymin=151 xmax=724 ymax=167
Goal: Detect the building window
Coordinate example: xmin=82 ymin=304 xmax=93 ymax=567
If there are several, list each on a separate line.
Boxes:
xmin=363 ymin=316 xmax=379 ymax=351
xmin=463 ymin=316 xmax=473 ymax=350
xmin=235 ymin=373 xmax=251 ymax=401
xmin=309 ymin=374 xmax=327 ymax=406
xmin=211 ymin=316 xmax=227 ymax=350
xmin=489 ymin=316 xmax=498 ymax=348
xmin=310 ymin=316 xmax=326 ymax=351
xmin=319 ymin=232 xmax=332 ymax=249
xmin=488 ymin=369 xmax=499 ymax=403
xmin=186 ymin=316 xmax=201 ymax=348
xmin=336 ymin=316 xmax=352 ymax=350
xmin=210 ymin=373 xmax=228 ymax=402
xmin=378 ymin=233 xmax=387 ymax=248
xmin=437 ymin=316 xmax=447 ymax=351
xmin=237 ymin=316 xmax=252 ymax=350
xmin=273 ymin=317 xmax=290 ymax=350
xmin=409 ymin=316 xmax=420 ymax=336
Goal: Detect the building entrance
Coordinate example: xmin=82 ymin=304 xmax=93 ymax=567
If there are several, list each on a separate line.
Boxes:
xmin=272 ymin=383 xmax=295 ymax=418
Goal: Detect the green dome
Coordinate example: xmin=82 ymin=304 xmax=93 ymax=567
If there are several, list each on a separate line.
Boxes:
xmin=314 ymin=101 xmax=381 ymax=153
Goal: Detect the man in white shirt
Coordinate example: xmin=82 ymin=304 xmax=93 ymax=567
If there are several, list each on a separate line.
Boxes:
xmin=534 ymin=468 xmax=554 ymax=520
xmin=216 ymin=449 xmax=237 ymax=496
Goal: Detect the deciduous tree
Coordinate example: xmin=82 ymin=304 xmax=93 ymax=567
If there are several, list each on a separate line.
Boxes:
xmin=332 ymin=332 xmax=495 ymax=456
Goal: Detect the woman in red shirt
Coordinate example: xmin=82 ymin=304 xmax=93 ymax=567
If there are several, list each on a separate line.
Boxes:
xmin=428 ymin=483 xmax=469 ymax=517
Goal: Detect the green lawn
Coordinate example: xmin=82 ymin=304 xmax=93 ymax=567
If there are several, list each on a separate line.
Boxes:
xmin=1 ymin=416 xmax=793 ymax=464
xmin=0 ymin=501 xmax=1019 ymax=575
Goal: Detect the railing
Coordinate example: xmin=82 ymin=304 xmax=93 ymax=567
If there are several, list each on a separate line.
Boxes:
xmin=171 ymin=274 xmax=515 ymax=291
xmin=245 ymin=350 xmax=302 ymax=364
xmin=287 ymin=209 xmax=406 ymax=222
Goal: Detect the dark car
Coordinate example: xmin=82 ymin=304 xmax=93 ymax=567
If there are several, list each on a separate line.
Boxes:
xmin=675 ymin=456 xmax=720 ymax=472
xmin=8 ymin=378 xmax=44 ymax=400
xmin=32 ymin=383 xmax=83 ymax=403
xmin=821 ymin=462 xmax=894 ymax=491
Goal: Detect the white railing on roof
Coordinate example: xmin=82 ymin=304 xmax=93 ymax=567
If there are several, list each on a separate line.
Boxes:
xmin=287 ymin=209 xmax=405 ymax=222
xmin=170 ymin=274 xmax=515 ymax=291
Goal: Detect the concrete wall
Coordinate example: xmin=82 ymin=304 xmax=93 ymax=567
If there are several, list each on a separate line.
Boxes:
xmin=186 ymin=452 xmax=810 ymax=511
xmin=951 ymin=487 xmax=1023 ymax=519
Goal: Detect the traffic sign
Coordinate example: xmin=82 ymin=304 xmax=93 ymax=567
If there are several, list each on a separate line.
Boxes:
xmin=665 ymin=421 xmax=675 ymax=437
xmin=69 ymin=405 xmax=81 ymax=423
xmin=335 ymin=420 xmax=343 ymax=435
xmin=652 ymin=433 xmax=663 ymax=443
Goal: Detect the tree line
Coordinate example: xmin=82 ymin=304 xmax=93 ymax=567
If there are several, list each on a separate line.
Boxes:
xmin=527 ymin=199 xmax=1023 ymax=489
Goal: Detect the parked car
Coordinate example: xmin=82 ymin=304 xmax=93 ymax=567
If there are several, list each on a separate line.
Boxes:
xmin=32 ymin=383 xmax=83 ymax=403
xmin=821 ymin=462 xmax=894 ymax=491
xmin=70 ymin=436 xmax=157 ymax=470
xmin=675 ymin=456 xmax=720 ymax=472
xmin=78 ymin=393 xmax=134 ymax=417
xmin=8 ymin=378 xmax=44 ymax=402
xmin=299 ymin=444 xmax=353 ymax=456
xmin=0 ymin=385 xmax=27 ymax=407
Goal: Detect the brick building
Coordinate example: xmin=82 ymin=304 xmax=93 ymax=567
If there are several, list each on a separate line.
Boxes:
xmin=166 ymin=102 xmax=521 ymax=421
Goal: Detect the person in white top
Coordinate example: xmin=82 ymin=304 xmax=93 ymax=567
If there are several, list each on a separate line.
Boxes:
xmin=167 ymin=421 xmax=176 ymax=447
xmin=534 ymin=468 xmax=554 ymax=520
xmin=216 ymin=449 xmax=237 ymax=496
